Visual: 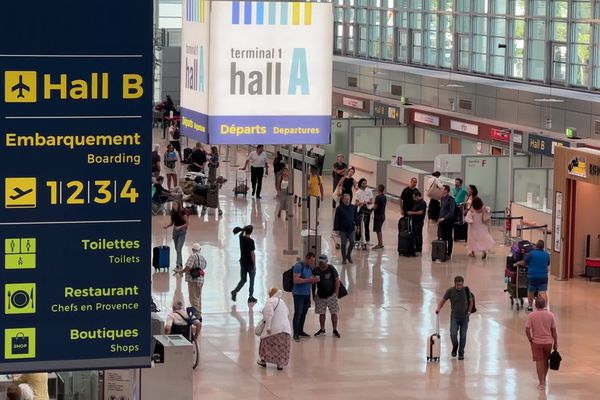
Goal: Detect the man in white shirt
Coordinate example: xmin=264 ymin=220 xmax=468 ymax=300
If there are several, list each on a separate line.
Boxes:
xmin=355 ymin=178 xmax=374 ymax=245
xmin=242 ymin=145 xmax=269 ymax=199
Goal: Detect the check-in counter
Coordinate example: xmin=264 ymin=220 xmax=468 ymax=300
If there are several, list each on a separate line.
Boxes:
xmin=511 ymin=203 xmax=553 ymax=248
xmin=349 ymin=153 xmax=389 ymax=188
xmin=386 ymin=165 xmax=430 ymax=197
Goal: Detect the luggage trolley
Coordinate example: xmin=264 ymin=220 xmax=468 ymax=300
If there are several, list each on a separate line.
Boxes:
xmin=234 ymin=170 xmax=249 ymax=198
xmin=355 ymin=206 xmax=371 ymax=251
xmin=505 ymin=263 xmax=528 ymax=310
xmin=201 ymin=182 xmax=224 ymax=216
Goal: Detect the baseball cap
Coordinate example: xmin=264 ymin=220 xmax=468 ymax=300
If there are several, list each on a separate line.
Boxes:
xmin=318 ymin=254 xmax=328 ymax=263
xmin=192 ymin=243 xmax=201 ymax=251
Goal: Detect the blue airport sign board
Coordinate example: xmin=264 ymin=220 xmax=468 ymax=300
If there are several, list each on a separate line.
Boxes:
xmin=527 ymin=133 xmax=570 ymax=157
xmin=0 ymin=1 xmax=152 ymax=372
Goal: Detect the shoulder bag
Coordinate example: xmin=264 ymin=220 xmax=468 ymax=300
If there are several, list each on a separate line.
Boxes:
xmin=255 ymin=299 xmax=281 ymax=337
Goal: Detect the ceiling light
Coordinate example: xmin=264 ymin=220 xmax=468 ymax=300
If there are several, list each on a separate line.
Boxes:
xmin=444 ymin=83 xmax=465 ymax=88
xmin=534 ymin=98 xmax=564 ymax=103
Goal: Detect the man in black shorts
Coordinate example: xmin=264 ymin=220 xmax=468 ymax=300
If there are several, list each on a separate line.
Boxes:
xmin=372 ymin=184 xmax=387 ymax=249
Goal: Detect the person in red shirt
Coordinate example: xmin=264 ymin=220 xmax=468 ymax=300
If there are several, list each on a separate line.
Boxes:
xmin=525 ymin=297 xmax=558 ymax=391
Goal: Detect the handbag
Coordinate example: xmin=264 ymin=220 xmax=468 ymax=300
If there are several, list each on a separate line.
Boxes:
xmin=549 ymin=349 xmax=562 ymax=370
xmin=255 ymin=299 xmax=280 ymax=337
xmin=189 ymin=254 xmax=205 ymax=279
xmin=426 ymin=178 xmax=443 ymax=201
xmin=337 ymin=282 xmax=348 ymax=299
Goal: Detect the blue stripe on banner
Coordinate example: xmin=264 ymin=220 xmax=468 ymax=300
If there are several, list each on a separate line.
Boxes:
xmin=187 ymin=0 xmax=190 ymax=20
xmin=280 ymin=2 xmax=288 ymax=25
xmin=268 ymin=1 xmax=276 ymax=25
xmin=232 ymin=1 xmax=240 ymax=24
xmin=244 ymin=1 xmax=252 ymax=24
xmin=256 ymin=2 xmax=264 ymax=25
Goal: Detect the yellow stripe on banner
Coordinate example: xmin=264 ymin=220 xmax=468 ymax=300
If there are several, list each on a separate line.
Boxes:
xmin=200 ymin=0 xmax=204 ymax=22
xmin=292 ymin=2 xmax=300 ymax=25
xmin=304 ymin=3 xmax=312 ymax=25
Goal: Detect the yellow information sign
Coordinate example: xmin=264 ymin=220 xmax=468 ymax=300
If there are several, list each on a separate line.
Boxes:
xmin=5 ymin=177 xmax=37 ymax=208
xmin=5 ymin=283 xmax=36 ymax=314
xmin=4 ymin=328 xmax=36 ymax=359
xmin=5 ymin=238 xmax=36 ymax=270
xmin=4 ymin=71 xmax=37 ymax=103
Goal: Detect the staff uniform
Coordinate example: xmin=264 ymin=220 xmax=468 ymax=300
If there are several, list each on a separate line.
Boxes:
xmin=248 ymin=151 xmax=268 ymax=197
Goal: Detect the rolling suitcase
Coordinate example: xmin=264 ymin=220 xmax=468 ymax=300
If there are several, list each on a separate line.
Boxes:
xmin=397 ymin=217 xmax=415 ymax=256
xmin=152 ymin=230 xmax=170 ymax=271
xmin=431 ymin=239 xmax=448 ymax=262
xmin=427 ymin=314 xmax=441 ymax=362
xmin=453 ymin=222 xmax=468 ymax=242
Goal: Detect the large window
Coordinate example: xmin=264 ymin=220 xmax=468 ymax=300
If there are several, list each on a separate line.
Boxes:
xmin=333 ymin=0 xmax=600 ymax=90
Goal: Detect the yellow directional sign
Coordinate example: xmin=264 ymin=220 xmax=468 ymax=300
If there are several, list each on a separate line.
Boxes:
xmin=4 ymin=328 xmax=36 ymax=359
xmin=4 ymin=71 xmax=37 ymax=103
xmin=5 ymin=177 xmax=37 ymax=208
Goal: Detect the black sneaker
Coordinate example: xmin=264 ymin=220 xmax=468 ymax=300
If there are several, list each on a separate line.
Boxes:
xmin=293 ymin=336 xmax=300 ymax=342
xmin=451 ymin=346 xmax=457 ymax=358
xmin=314 ymin=329 xmax=326 ymax=337
xmin=333 ymin=330 xmax=341 ymax=338
xmin=299 ymin=332 xmax=310 ymax=338
xmin=458 ymin=354 xmax=465 ymax=360
xmin=527 ymin=307 xmax=533 ymax=312
xmin=248 ymin=296 xmax=257 ymax=303
xmin=231 ymin=290 xmax=237 ymax=302
xmin=347 ymin=257 xmax=353 ymax=264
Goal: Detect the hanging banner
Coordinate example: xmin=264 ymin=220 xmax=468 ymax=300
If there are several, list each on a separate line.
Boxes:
xmin=0 ymin=0 xmax=151 ymax=372
xmin=180 ymin=0 xmax=210 ymax=142
xmin=208 ymin=1 xmax=333 ymax=144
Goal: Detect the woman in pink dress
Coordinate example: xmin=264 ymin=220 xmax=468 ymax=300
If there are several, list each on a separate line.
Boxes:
xmin=465 ymin=197 xmax=495 ymax=259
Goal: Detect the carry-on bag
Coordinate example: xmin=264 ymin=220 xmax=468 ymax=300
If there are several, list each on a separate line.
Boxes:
xmin=453 ymin=222 xmax=468 ymax=242
xmin=431 ymin=239 xmax=447 ymax=262
xmin=427 ymin=314 xmax=441 ymax=362
xmin=152 ymin=230 xmax=170 ymax=271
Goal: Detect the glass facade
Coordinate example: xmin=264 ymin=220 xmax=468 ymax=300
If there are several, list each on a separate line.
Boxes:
xmin=333 ymin=0 xmax=600 ymax=90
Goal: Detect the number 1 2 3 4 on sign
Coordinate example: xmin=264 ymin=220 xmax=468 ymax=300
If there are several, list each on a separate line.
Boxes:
xmin=46 ymin=180 xmax=139 ymax=205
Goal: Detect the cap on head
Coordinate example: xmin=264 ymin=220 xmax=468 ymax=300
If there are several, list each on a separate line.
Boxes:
xmin=192 ymin=243 xmax=201 ymax=251
xmin=318 ymin=254 xmax=328 ymax=264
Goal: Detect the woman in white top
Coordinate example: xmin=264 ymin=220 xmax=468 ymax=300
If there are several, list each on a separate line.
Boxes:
xmin=257 ymin=288 xmax=292 ymax=371
xmin=355 ymin=178 xmax=374 ymax=245
xmin=275 ymin=167 xmax=291 ymax=220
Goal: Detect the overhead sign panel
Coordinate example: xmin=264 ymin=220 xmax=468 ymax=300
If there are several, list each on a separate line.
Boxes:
xmin=0 ymin=0 xmax=151 ymax=372
xmin=208 ymin=1 xmax=333 ymax=144
xmin=180 ymin=0 xmax=209 ymax=142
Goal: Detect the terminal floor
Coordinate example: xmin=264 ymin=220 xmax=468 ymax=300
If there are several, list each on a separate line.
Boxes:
xmin=151 ymin=147 xmax=600 ymax=399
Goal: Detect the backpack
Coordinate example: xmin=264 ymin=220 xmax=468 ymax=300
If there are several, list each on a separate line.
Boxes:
xmin=465 ymin=286 xmax=477 ymax=313
xmin=282 ymin=267 xmax=294 ymax=292
xmin=171 ymin=126 xmax=180 ymax=140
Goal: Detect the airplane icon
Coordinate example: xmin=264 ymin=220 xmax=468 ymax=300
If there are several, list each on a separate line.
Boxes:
xmin=4 ymin=71 xmax=37 ymax=103
xmin=9 ymin=187 xmax=34 ymax=201
xmin=11 ymin=76 xmax=30 ymax=99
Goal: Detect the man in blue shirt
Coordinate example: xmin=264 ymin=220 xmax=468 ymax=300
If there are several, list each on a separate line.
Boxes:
xmin=520 ymin=240 xmax=550 ymax=311
xmin=292 ymin=252 xmax=319 ymax=342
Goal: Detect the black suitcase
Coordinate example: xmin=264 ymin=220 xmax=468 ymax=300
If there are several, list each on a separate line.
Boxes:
xmin=183 ymin=148 xmax=193 ymax=164
xmin=454 ymin=223 xmax=468 ymax=241
xmin=431 ymin=240 xmax=447 ymax=262
xmin=398 ymin=217 xmax=411 ymax=233
xmin=398 ymin=231 xmax=415 ymax=256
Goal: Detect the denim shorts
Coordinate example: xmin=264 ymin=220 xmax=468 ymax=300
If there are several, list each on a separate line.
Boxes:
xmin=528 ymin=276 xmax=548 ymax=292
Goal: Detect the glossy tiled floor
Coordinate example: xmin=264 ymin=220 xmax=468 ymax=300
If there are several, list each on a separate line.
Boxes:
xmin=151 ymin=143 xmax=600 ymax=399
